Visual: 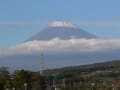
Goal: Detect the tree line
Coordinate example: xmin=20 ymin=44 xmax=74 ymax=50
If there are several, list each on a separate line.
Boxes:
xmin=0 ymin=67 xmax=46 ymax=90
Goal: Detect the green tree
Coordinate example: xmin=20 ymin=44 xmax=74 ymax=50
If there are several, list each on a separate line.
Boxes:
xmin=0 ymin=67 xmax=10 ymax=90
xmin=12 ymin=70 xmax=32 ymax=90
xmin=32 ymin=72 xmax=46 ymax=90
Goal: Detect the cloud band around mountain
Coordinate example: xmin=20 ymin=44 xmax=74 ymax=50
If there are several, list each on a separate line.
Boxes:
xmin=0 ymin=38 xmax=120 ymax=57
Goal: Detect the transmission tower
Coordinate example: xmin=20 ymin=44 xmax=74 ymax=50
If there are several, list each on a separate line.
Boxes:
xmin=40 ymin=52 xmax=44 ymax=75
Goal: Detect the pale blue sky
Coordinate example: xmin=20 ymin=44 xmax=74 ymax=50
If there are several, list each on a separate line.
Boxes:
xmin=0 ymin=0 xmax=120 ymax=48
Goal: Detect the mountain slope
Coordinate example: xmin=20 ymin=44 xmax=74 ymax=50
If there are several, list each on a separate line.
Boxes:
xmin=27 ymin=26 xmax=97 ymax=41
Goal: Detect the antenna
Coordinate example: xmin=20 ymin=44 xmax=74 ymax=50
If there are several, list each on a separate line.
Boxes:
xmin=40 ymin=52 xmax=44 ymax=75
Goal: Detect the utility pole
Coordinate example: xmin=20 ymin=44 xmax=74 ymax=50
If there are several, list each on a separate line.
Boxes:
xmin=62 ymin=78 xmax=66 ymax=88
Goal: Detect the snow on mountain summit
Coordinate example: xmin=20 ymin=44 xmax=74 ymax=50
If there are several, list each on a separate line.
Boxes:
xmin=49 ymin=21 xmax=77 ymax=28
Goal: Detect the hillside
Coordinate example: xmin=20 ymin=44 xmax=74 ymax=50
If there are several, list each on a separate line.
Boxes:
xmin=45 ymin=60 xmax=120 ymax=75
xmin=44 ymin=60 xmax=120 ymax=90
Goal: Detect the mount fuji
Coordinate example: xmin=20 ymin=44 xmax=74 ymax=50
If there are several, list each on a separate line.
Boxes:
xmin=27 ymin=21 xmax=97 ymax=41
xmin=0 ymin=21 xmax=120 ymax=71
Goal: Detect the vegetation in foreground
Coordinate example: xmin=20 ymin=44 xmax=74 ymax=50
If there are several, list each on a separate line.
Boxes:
xmin=1 ymin=60 xmax=120 ymax=90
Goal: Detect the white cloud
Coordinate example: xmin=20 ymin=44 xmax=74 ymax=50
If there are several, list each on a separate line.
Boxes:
xmin=0 ymin=38 xmax=120 ymax=57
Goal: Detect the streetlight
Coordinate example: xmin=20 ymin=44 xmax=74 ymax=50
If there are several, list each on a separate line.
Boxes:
xmin=24 ymin=83 xmax=27 ymax=90
xmin=5 ymin=89 xmax=9 ymax=90
xmin=10 ymin=77 xmax=15 ymax=90
xmin=12 ymin=87 xmax=15 ymax=90
xmin=112 ymin=84 xmax=115 ymax=90
xmin=91 ymin=83 xmax=95 ymax=90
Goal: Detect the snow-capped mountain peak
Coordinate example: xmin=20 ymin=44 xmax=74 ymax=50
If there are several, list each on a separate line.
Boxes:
xmin=26 ymin=21 xmax=97 ymax=41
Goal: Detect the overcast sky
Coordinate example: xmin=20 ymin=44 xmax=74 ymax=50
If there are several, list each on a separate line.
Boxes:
xmin=0 ymin=0 xmax=120 ymax=48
